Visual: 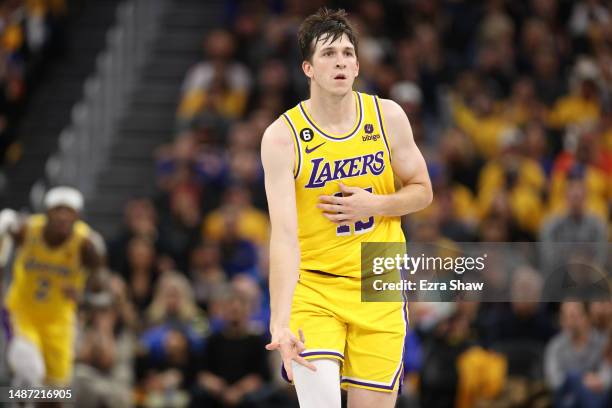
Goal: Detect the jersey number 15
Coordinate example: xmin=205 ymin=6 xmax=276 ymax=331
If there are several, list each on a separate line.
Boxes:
xmin=335 ymin=187 xmax=374 ymax=236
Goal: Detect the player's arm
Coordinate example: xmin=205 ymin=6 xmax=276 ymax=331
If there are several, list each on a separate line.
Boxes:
xmin=80 ymin=234 xmax=108 ymax=293
xmin=0 ymin=209 xmax=26 ymax=283
xmin=373 ymin=98 xmax=433 ymax=215
xmin=318 ymin=99 xmax=432 ymax=222
xmin=261 ymin=117 xmax=315 ymax=379
xmin=262 ymin=118 xmax=300 ymax=333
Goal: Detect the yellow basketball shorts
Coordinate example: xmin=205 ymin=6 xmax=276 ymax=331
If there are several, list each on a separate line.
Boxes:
xmin=286 ymin=270 xmax=408 ymax=393
xmin=3 ymin=308 xmax=75 ymax=385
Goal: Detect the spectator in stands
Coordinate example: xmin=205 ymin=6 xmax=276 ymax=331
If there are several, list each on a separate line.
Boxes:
xmin=569 ymin=0 xmax=610 ymax=48
xmin=452 ymin=82 xmax=514 ymax=159
xmin=155 ymin=133 xmax=204 ymax=194
xmin=226 ymin=148 xmax=266 ymax=207
xmin=428 ymin=181 xmax=477 ymax=242
xmin=74 ymin=328 xmax=131 ymax=407
xmin=137 ymin=328 xmax=197 ymax=408
xmin=231 ymin=273 xmax=268 ymax=334
xmin=540 ymin=174 xmax=608 ymax=274
xmin=545 ymin=301 xmax=609 ymax=407
xmin=145 ymin=271 xmax=208 ymax=339
xmin=190 ymin=290 xmax=271 ymax=408
xmin=589 ymin=301 xmax=612 ymax=333
xmin=523 ymin=120 xmax=555 ymax=176
xmin=178 ymin=29 xmax=251 ymax=123
xmin=218 ymin=208 xmax=259 ymax=279
xmin=548 ymin=58 xmax=602 ymax=130
xmin=247 ymin=58 xmax=296 ymax=115
xmin=478 ymin=266 xmax=557 ymax=347
xmin=189 ymin=241 xmax=227 ymax=311
xmin=389 ymin=80 xmax=427 ymax=144
xmin=73 ymin=291 xmax=133 ymax=408
xmin=438 ymin=127 xmax=483 ymax=194
xmin=549 ymin=130 xmax=610 ymax=220
xmin=137 ymin=272 xmax=208 ymax=405
xmin=202 ymin=184 xmax=269 ymax=248
xmin=502 ymin=77 xmax=546 ymax=127
xmin=477 ymin=128 xmax=546 ymax=235
xmin=158 ymin=185 xmax=202 ymax=272
xmin=0 ymin=0 xmax=69 ymax=167
xmin=108 ymin=197 xmax=158 ymax=272
xmin=121 ymin=236 xmax=160 ymax=315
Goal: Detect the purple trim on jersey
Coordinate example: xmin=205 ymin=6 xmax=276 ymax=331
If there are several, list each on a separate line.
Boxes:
xmin=282 ymin=113 xmax=301 ymax=178
xmin=373 ymin=96 xmax=392 ymax=160
xmin=2 ymin=308 xmax=13 ymax=341
xmin=299 ymin=93 xmax=363 ymax=141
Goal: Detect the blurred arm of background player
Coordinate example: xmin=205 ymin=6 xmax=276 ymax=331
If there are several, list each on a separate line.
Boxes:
xmin=68 ymin=228 xmax=110 ymax=304
xmin=0 ymin=208 xmax=25 ymax=292
xmin=261 ymin=118 xmax=316 ymax=381
xmin=81 ymin=229 xmax=108 ymax=291
xmin=318 ymin=99 xmax=432 ymax=223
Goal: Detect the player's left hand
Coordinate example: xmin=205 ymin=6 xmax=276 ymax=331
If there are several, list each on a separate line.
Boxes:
xmin=318 ymin=183 xmax=380 ymax=224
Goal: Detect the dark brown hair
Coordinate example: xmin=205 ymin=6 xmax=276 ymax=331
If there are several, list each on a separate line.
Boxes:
xmin=297 ymin=8 xmax=358 ymax=62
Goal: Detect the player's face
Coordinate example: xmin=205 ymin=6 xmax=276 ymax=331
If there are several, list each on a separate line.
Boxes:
xmin=47 ymin=206 xmax=78 ymax=237
xmin=303 ymin=33 xmax=359 ymax=96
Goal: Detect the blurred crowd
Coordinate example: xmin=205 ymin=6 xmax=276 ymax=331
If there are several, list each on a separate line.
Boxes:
xmin=68 ymin=0 xmax=612 ymax=407
xmin=0 ymin=0 xmax=67 ymax=167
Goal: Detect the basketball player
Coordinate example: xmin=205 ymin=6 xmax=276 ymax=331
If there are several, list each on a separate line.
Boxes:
xmin=0 ymin=186 xmax=105 ymax=405
xmin=261 ymin=8 xmax=432 ymax=408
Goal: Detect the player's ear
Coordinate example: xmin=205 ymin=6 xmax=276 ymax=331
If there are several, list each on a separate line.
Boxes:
xmin=355 ymin=59 xmax=359 ymax=78
xmin=302 ymin=60 xmax=313 ymax=80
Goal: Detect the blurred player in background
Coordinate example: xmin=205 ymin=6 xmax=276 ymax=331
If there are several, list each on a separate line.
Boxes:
xmin=0 ymin=186 xmax=105 ymax=406
xmin=262 ymin=8 xmax=432 ymax=408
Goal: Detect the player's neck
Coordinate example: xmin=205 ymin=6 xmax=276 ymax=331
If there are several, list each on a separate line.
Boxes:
xmin=305 ymin=88 xmax=356 ymax=133
xmin=43 ymin=226 xmax=69 ymax=247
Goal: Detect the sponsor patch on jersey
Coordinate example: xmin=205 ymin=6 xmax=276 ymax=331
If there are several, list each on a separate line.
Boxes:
xmin=362 ymin=133 xmax=380 ymax=142
xmin=300 ymin=128 xmax=314 ymax=142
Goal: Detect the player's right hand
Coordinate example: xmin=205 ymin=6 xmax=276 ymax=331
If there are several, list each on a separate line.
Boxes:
xmin=266 ymin=327 xmax=316 ymax=380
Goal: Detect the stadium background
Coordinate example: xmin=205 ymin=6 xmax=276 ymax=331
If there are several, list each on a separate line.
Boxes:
xmin=0 ymin=0 xmax=610 ymax=406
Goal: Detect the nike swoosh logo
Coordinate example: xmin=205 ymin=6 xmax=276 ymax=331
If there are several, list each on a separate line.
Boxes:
xmin=305 ymin=142 xmax=326 ymax=154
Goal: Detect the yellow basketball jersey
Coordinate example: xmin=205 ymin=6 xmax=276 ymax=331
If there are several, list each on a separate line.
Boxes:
xmin=282 ymin=91 xmax=405 ymax=278
xmin=5 ymin=214 xmax=91 ymax=322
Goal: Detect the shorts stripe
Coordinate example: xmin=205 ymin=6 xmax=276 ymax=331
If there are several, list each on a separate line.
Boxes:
xmin=1 ymin=308 xmax=12 ymax=341
xmin=341 ymin=363 xmax=403 ymax=391
xmin=398 ymin=268 xmax=410 ymax=393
